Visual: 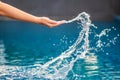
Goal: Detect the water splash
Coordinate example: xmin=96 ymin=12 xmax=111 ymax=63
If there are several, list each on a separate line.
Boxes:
xmin=37 ymin=12 xmax=92 ymax=79
xmin=0 ymin=12 xmax=119 ymax=79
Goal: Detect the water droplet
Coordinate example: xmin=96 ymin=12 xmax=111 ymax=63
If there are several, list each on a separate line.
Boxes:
xmin=106 ymin=53 xmax=109 ymax=55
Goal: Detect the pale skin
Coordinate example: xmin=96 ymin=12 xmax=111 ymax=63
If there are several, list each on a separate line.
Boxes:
xmin=0 ymin=1 xmax=66 ymax=28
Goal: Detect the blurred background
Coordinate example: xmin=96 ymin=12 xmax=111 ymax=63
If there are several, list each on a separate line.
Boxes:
xmin=0 ymin=1 xmax=120 ymax=79
xmin=0 ymin=0 xmax=120 ymax=21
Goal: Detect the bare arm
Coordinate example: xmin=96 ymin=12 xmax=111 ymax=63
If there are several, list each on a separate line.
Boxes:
xmin=0 ymin=1 xmax=65 ymax=27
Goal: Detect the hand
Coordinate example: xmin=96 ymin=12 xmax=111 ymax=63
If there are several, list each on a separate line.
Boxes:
xmin=36 ymin=17 xmax=66 ymax=28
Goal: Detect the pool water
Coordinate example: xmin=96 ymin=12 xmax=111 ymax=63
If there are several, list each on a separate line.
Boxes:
xmin=0 ymin=13 xmax=120 ymax=80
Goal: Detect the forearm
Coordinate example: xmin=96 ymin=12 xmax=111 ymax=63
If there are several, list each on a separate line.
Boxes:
xmin=0 ymin=1 xmax=65 ymax=27
xmin=0 ymin=1 xmax=38 ymax=23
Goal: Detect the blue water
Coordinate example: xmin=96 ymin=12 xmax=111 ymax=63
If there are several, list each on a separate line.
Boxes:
xmin=0 ymin=18 xmax=120 ymax=79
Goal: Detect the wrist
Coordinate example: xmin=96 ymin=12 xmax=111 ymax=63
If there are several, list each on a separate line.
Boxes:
xmin=34 ymin=17 xmax=43 ymax=24
xmin=33 ymin=17 xmax=39 ymax=24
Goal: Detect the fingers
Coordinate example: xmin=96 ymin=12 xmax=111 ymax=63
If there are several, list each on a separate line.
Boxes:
xmin=47 ymin=18 xmax=58 ymax=24
xmin=57 ymin=20 xmax=67 ymax=25
xmin=47 ymin=20 xmax=66 ymax=28
xmin=38 ymin=17 xmax=66 ymax=28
